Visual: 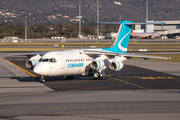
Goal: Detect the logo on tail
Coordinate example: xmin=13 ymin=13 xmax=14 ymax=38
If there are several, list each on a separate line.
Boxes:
xmin=118 ymin=31 xmax=131 ymax=52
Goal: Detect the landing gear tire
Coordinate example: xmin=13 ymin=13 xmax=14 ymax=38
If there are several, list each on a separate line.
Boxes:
xmin=98 ymin=74 xmax=104 ymax=80
xmin=40 ymin=76 xmax=45 ymax=83
xmin=94 ymin=76 xmax=103 ymax=80
xmin=41 ymin=79 xmax=45 ymax=83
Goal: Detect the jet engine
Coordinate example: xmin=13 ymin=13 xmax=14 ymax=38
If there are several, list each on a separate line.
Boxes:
xmin=90 ymin=60 xmax=105 ymax=70
xmin=109 ymin=61 xmax=124 ymax=71
xmin=26 ymin=55 xmax=41 ymax=69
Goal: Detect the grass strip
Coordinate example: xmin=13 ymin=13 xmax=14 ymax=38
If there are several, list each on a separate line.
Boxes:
xmin=0 ymin=42 xmax=112 ymax=46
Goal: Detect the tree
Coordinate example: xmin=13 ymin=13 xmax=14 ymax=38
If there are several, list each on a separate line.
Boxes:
xmin=35 ymin=25 xmax=49 ymax=38
xmin=14 ymin=27 xmax=25 ymax=38
xmin=82 ymin=26 xmax=95 ymax=36
xmin=63 ymin=25 xmax=78 ymax=38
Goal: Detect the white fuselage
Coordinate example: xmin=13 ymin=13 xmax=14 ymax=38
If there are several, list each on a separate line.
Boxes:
xmin=33 ymin=49 xmax=96 ymax=77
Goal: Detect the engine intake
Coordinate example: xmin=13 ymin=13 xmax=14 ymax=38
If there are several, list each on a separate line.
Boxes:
xmin=26 ymin=55 xmax=41 ymax=69
xmin=109 ymin=61 xmax=123 ymax=71
xmin=90 ymin=60 xmax=104 ymax=70
xmin=26 ymin=60 xmax=37 ymax=69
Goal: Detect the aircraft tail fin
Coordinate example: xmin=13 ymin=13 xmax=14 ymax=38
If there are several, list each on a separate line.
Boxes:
xmin=101 ymin=21 xmax=164 ymax=53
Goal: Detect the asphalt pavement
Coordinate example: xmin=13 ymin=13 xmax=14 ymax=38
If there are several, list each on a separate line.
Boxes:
xmin=0 ymin=53 xmax=180 ymax=120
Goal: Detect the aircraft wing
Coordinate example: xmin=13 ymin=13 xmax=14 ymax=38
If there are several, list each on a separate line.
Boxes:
xmin=6 ymin=51 xmax=47 ymax=58
xmin=123 ymin=53 xmax=171 ymax=60
xmin=83 ymin=50 xmax=171 ymax=60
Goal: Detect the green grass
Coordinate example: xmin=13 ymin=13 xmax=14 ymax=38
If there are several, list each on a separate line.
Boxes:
xmin=127 ymin=49 xmax=180 ymax=52
xmin=129 ymin=42 xmax=180 ymax=45
xmin=0 ymin=42 xmax=112 ymax=46
xmin=1 ymin=42 xmax=179 ymax=46
xmin=0 ymin=42 xmax=180 ymax=47
xmin=0 ymin=48 xmax=72 ymax=51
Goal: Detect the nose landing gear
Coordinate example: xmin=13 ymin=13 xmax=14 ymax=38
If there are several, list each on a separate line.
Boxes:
xmin=40 ymin=76 xmax=45 ymax=83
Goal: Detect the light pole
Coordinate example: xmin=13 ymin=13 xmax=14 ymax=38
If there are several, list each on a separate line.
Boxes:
xmin=79 ymin=0 xmax=81 ymax=38
xmin=25 ymin=15 xmax=27 ymax=42
xmin=119 ymin=13 xmax=121 ymax=22
xmin=146 ymin=0 xmax=148 ymax=21
xmin=97 ymin=0 xmax=99 ymax=38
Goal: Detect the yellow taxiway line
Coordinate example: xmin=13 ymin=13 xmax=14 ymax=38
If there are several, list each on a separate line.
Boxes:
xmin=0 ymin=59 xmax=37 ymax=78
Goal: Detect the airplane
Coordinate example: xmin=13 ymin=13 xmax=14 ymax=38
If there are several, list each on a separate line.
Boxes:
xmin=131 ymin=32 xmax=161 ymax=39
xmin=10 ymin=21 xmax=171 ymax=83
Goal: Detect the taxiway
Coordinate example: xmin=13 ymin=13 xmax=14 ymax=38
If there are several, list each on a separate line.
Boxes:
xmin=0 ymin=52 xmax=180 ymax=120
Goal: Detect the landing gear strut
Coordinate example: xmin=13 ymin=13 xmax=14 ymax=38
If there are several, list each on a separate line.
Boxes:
xmin=40 ymin=76 xmax=45 ymax=83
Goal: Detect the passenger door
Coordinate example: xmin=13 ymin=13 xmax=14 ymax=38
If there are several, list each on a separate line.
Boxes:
xmin=57 ymin=54 xmax=65 ymax=69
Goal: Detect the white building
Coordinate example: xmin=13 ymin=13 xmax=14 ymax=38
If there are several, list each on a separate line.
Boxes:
xmin=135 ymin=20 xmax=180 ymax=36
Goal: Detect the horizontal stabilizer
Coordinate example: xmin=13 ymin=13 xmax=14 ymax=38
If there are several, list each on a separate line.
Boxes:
xmin=98 ymin=22 xmax=164 ymax=25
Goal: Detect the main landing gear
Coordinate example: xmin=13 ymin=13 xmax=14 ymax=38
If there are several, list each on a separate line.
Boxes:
xmin=94 ymin=72 xmax=104 ymax=80
xmin=94 ymin=76 xmax=104 ymax=80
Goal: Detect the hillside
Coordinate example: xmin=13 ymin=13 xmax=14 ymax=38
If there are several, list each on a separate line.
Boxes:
xmin=0 ymin=0 xmax=180 ymax=25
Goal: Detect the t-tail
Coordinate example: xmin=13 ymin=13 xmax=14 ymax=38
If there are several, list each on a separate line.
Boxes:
xmin=101 ymin=21 xmax=164 ymax=54
xmin=102 ymin=21 xmax=132 ymax=53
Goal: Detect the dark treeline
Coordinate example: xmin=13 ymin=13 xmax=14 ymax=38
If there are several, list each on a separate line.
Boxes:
xmin=0 ymin=22 xmax=116 ymax=39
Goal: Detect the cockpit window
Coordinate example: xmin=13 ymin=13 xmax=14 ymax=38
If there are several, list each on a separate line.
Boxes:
xmin=39 ymin=58 xmax=42 ymax=62
xmin=39 ymin=58 xmax=57 ymax=63
xmin=49 ymin=58 xmax=53 ymax=63
xmin=53 ymin=58 xmax=57 ymax=62
xmin=42 ymin=59 xmax=49 ymax=62
xmin=49 ymin=58 xmax=57 ymax=63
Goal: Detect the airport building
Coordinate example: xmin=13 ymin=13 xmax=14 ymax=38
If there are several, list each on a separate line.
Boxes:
xmin=154 ymin=20 xmax=180 ymax=31
xmin=134 ymin=20 xmax=180 ymax=38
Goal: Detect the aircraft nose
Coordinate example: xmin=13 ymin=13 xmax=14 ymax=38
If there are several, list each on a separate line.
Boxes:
xmin=33 ymin=65 xmax=42 ymax=75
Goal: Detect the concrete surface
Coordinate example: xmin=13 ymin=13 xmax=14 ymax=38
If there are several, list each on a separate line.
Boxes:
xmin=0 ymin=53 xmax=180 ymax=120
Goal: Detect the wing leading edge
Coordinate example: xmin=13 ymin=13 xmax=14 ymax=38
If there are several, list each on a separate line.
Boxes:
xmin=6 ymin=52 xmax=47 ymax=57
xmin=83 ymin=50 xmax=171 ymax=60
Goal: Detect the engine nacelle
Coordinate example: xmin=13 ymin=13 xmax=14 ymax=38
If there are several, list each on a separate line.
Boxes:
xmin=26 ymin=55 xmax=41 ymax=69
xmin=90 ymin=60 xmax=105 ymax=70
xmin=109 ymin=61 xmax=124 ymax=71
